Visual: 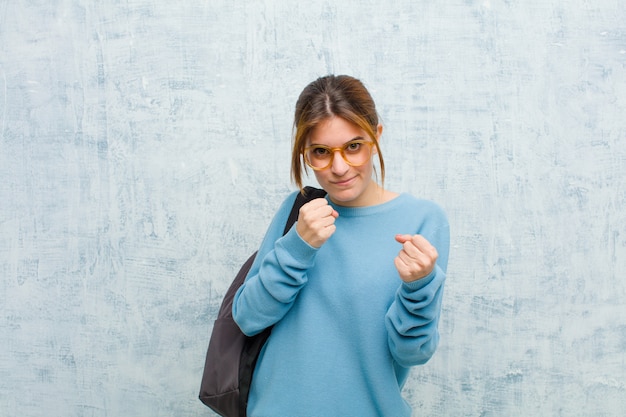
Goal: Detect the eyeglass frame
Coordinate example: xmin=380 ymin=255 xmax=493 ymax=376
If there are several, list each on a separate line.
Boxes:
xmin=303 ymin=139 xmax=375 ymax=171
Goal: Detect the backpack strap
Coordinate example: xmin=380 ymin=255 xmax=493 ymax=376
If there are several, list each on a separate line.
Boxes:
xmin=282 ymin=186 xmax=327 ymax=235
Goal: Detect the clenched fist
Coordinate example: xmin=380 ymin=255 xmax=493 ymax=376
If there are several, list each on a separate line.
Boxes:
xmin=296 ymin=198 xmax=339 ymax=248
xmin=394 ymin=234 xmax=438 ymax=282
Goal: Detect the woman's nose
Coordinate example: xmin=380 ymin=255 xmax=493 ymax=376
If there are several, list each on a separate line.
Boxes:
xmin=330 ymin=150 xmax=349 ymax=175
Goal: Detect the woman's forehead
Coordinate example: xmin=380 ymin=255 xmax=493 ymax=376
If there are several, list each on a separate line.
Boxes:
xmin=308 ymin=117 xmax=365 ymax=145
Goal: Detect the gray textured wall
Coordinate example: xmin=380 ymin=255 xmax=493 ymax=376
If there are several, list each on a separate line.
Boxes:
xmin=1 ymin=1 xmax=625 ymax=416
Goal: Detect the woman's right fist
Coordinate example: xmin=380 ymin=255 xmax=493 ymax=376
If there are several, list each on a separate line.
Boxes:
xmin=295 ymin=198 xmax=339 ymax=248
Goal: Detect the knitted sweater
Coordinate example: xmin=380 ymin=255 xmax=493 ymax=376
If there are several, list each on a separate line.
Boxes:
xmin=233 ymin=192 xmax=449 ymax=417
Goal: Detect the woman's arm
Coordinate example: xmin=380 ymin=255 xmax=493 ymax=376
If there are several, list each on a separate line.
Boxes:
xmin=385 ymin=210 xmax=450 ymax=367
xmin=232 ymin=192 xmax=320 ymax=336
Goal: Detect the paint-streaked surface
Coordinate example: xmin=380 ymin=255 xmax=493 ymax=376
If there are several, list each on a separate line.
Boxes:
xmin=1 ymin=1 xmax=624 ymax=416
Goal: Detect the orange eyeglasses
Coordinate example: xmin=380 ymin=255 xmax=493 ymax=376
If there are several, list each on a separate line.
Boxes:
xmin=303 ymin=139 xmax=374 ymax=171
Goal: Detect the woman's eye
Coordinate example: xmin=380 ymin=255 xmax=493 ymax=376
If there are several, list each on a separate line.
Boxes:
xmin=345 ymin=142 xmax=362 ymax=152
xmin=312 ymin=147 xmax=330 ymax=157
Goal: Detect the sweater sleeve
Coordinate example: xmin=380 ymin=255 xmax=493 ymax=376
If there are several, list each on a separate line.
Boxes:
xmin=384 ymin=205 xmax=450 ymax=367
xmin=232 ymin=192 xmax=320 ymax=336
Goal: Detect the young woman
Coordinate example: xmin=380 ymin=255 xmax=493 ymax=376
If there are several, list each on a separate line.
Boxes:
xmin=233 ymin=75 xmax=450 ymax=417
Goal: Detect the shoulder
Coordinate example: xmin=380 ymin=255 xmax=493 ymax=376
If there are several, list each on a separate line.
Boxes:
xmin=398 ymin=193 xmax=448 ymax=221
xmin=261 ymin=191 xmax=301 ymax=237
xmin=282 ymin=190 xmax=300 ymax=208
xmin=392 ymin=194 xmax=450 ymax=240
xmin=273 ymin=188 xmax=325 ymax=229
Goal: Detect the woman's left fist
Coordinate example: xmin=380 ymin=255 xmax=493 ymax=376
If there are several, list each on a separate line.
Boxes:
xmin=394 ymin=234 xmax=438 ymax=283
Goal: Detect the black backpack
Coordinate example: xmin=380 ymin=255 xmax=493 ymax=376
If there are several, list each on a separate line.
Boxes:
xmin=199 ymin=186 xmax=326 ymax=417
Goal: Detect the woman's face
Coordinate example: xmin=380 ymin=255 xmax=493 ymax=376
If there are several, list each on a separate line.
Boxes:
xmin=307 ymin=116 xmax=382 ymax=207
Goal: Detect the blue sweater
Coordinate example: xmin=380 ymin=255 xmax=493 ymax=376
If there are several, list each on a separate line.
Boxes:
xmin=233 ymin=192 xmax=449 ymax=417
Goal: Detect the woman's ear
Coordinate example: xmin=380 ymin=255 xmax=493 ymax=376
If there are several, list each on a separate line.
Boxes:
xmin=372 ymin=124 xmax=383 ymax=154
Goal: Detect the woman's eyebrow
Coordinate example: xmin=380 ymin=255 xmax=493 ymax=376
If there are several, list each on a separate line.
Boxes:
xmin=309 ymin=136 xmax=365 ymax=146
xmin=308 ymin=136 xmax=366 ymax=147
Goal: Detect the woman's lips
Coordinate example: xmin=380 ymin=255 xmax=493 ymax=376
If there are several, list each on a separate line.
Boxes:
xmin=331 ymin=176 xmax=356 ymax=187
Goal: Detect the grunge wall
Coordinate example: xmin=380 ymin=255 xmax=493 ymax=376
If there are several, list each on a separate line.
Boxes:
xmin=1 ymin=1 xmax=624 ymax=416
